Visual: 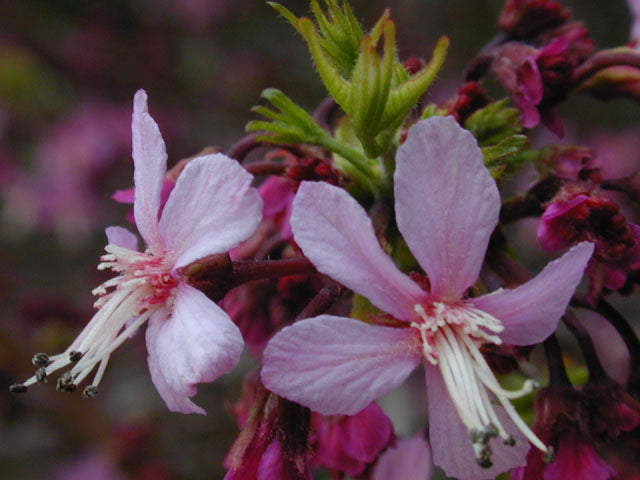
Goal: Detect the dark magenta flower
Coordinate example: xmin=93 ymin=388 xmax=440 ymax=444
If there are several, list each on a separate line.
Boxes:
xmin=311 ymin=402 xmax=393 ymax=476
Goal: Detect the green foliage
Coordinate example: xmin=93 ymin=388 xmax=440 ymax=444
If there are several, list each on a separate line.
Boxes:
xmin=483 ymin=134 xmax=530 ymax=178
xmin=247 ymin=88 xmax=328 ymax=145
xmin=269 ymin=1 xmax=449 ymax=159
xmin=247 ymin=88 xmax=380 ymax=193
xmin=269 ymin=0 xmax=363 ymax=78
xmin=465 ymin=99 xmax=532 ymax=179
xmin=464 ymin=98 xmax=523 ymax=146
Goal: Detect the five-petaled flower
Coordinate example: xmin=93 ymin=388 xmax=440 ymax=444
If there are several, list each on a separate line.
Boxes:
xmin=16 ymin=90 xmax=263 ymax=414
xmin=261 ymin=116 xmax=594 ymax=479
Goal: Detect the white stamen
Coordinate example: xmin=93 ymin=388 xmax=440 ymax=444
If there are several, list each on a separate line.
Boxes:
xmin=20 ymin=242 xmax=177 ymax=395
xmin=411 ymin=301 xmax=548 ymax=466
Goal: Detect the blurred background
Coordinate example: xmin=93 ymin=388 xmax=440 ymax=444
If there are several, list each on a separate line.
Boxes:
xmin=0 ymin=0 xmax=637 ymax=478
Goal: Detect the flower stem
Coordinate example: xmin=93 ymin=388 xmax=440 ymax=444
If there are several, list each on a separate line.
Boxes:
xmin=572 ymin=294 xmax=640 ymax=394
xmin=230 ymin=257 xmax=317 ymax=287
xmin=499 ymin=175 xmax=564 ymax=224
xmin=573 ymin=50 xmax=640 ymax=86
xmin=180 ymin=255 xmax=317 ymax=301
xmin=244 ymin=162 xmax=288 ymax=176
xmin=296 ymin=281 xmax=346 ymax=321
xmin=562 ymin=311 xmax=608 ymax=382
xmin=543 ymin=334 xmax=572 ymax=388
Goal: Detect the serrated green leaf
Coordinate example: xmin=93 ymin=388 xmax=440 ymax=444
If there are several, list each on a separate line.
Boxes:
xmin=483 ymin=134 xmax=529 ymax=164
xmin=464 ymin=98 xmax=523 ymax=146
xmin=272 ymin=2 xmax=448 ymax=164
xmin=482 ymin=134 xmax=531 ymax=178
xmin=248 ymin=88 xmax=381 ymax=193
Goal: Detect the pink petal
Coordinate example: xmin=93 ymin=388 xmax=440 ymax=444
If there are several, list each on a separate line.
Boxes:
xmin=314 ymin=402 xmax=393 ymax=476
xmin=395 ymin=116 xmax=501 ymax=302
xmin=159 ymin=154 xmax=263 ymax=269
xmin=339 ymin=402 xmax=393 ymax=467
xmin=261 ymin=315 xmax=421 ymax=415
xmin=538 ymin=194 xmax=589 ymax=251
xmin=370 ymin=433 xmax=432 ymax=480
xmin=291 ymin=181 xmax=427 ymax=321
xmin=257 ymin=438 xmax=285 ymax=480
xmin=146 ymin=310 xmax=205 ymax=415
xmin=146 ymin=282 xmax=244 ymax=414
xmin=112 ymin=187 xmax=135 ymax=204
xmin=425 ymin=364 xmax=529 ymax=480
xmin=131 ymin=89 xmax=167 ymax=252
xmin=544 ymin=432 xmax=617 ymax=480
xmin=259 ymin=175 xmax=293 ymax=218
xmin=472 ymin=242 xmax=594 ymax=346
xmin=105 ymin=226 xmax=138 ymax=251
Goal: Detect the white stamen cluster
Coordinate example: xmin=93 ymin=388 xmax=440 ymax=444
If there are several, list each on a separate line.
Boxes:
xmin=411 ymin=302 xmax=548 ymax=468
xmin=16 ymin=243 xmax=176 ymax=397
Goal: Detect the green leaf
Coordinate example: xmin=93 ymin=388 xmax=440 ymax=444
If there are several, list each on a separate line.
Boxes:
xmin=270 ymin=1 xmax=449 ymax=161
xmin=248 ymin=88 xmax=381 ymax=193
xmin=464 ymin=98 xmax=523 ymax=146
xmin=482 ymin=134 xmax=530 ymax=178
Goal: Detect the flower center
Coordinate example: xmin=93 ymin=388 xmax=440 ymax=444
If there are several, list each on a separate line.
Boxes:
xmin=411 ymin=302 xmax=548 ymax=468
xmin=18 ymin=242 xmax=177 ymax=397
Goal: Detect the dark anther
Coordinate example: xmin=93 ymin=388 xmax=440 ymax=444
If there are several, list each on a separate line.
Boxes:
xmin=56 ymin=372 xmax=77 ymax=393
xmin=35 ymin=367 xmax=47 ymax=383
xmin=82 ymin=386 xmax=98 ymax=398
xmin=9 ymin=383 xmax=28 ymax=394
xmin=542 ymin=446 xmax=555 ymax=463
xmin=503 ymin=435 xmax=516 ymax=446
xmin=481 ymin=424 xmax=499 ymax=444
xmin=476 ymin=446 xmax=493 ymax=469
xmin=471 ymin=425 xmax=499 ymax=445
xmin=69 ymin=351 xmax=83 ymax=362
xmin=32 ymin=353 xmax=51 ymax=367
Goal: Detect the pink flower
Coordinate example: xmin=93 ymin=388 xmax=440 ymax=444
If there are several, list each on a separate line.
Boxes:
xmin=311 ymin=402 xmax=393 ymax=476
xmin=17 ymin=90 xmax=263 ymax=414
xmin=262 ymin=116 xmax=594 ymax=479
xmin=538 ymin=185 xmax=640 ymax=298
xmin=370 ymin=433 xmax=433 ymax=480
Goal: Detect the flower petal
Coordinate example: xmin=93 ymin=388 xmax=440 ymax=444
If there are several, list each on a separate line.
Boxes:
xmin=146 ymin=310 xmax=205 ymax=415
xmin=395 ymin=116 xmax=501 ymax=302
xmin=131 ymin=89 xmax=167 ymax=252
xmin=159 ymin=154 xmax=263 ymax=269
xmin=291 ymin=181 xmax=427 ymax=321
xmin=261 ymin=315 xmax=421 ymax=415
xmin=370 ymin=433 xmax=432 ymax=480
xmin=425 ymin=364 xmax=529 ymax=480
xmin=105 ymin=226 xmax=138 ymax=251
xmin=473 ymin=242 xmax=594 ymax=346
xmin=314 ymin=402 xmax=393 ymax=476
xmin=146 ymin=282 xmax=244 ymax=414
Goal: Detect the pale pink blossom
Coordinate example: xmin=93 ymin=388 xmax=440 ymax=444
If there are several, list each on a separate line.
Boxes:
xmin=262 ymin=116 xmax=594 ymax=479
xmin=19 ymin=90 xmax=262 ymax=414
